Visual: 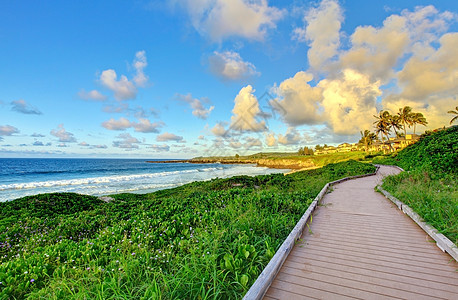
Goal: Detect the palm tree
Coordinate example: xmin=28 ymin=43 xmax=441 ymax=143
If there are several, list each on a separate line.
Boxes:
xmin=397 ymin=106 xmax=413 ymax=138
xmin=373 ymin=110 xmax=394 ymax=152
xmin=359 ymin=130 xmax=377 ymax=153
xmin=448 ymin=106 xmax=458 ymax=125
xmin=390 ymin=114 xmax=403 ymax=138
xmin=411 ymin=112 xmax=428 ymax=135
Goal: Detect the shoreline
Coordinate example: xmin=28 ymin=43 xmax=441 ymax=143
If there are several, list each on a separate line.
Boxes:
xmin=146 ymin=158 xmax=316 ymax=171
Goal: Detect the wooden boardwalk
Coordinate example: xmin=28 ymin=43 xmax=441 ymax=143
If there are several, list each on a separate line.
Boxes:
xmin=264 ymin=166 xmax=458 ymax=299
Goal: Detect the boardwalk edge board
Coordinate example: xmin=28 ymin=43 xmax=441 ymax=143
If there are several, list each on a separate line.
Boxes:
xmin=377 ymin=185 xmax=458 ymax=262
xmin=243 ymin=166 xmax=380 ymax=300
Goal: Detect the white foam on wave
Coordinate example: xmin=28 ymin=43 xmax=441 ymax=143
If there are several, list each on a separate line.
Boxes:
xmin=0 ymin=168 xmax=219 ymax=191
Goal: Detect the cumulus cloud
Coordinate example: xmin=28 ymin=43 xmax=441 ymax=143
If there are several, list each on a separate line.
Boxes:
xmin=132 ymin=118 xmax=163 ymax=133
xmin=293 ymin=0 xmax=343 ymax=72
xmin=11 ymin=99 xmax=42 ymax=115
xmin=150 ymin=144 xmax=170 ymax=152
xmin=133 ymin=50 xmax=148 ymax=87
xmin=32 ymin=141 xmax=49 ymax=146
xmin=95 ymin=144 xmax=108 ymax=149
xmin=50 ymin=124 xmax=77 ymax=143
xmin=383 ymin=32 xmax=458 ymax=129
xmin=244 ymin=136 xmax=262 ymax=148
xmin=208 ymin=51 xmax=259 ymax=81
xmin=100 ymin=69 xmax=137 ymax=101
xmin=277 ymin=127 xmax=302 ymax=145
xmin=31 ymin=133 xmax=45 ymax=137
xmin=98 ymin=51 xmax=149 ymax=101
xmin=319 ymin=69 xmax=381 ymax=135
xmin=177 ymin=0 xmax=284 ymax=42
xmin=102 ymin=117 xmax=132 ymax=131
xmin=156 ymin=132 xmax=184 ymax=142
xmin=79 ymin=141 xmax=90 ymax=147
xmin=211 ymin=122 xmax=228 ymax=137
xmin=278 ymin=1 xmax=457 ymax=135
xmin=78 ymin=89 xmax=107 ymax=101
xmin=103 ymin=103 xmax=130 ymax=114
xmin=274 ymin=71 xmax=323 ymax=126
xmin=230 ymin=85 xmax=266 ymax=132
xmin=176 ymin=93 xmax=214 ymax=119
xmin=113 ymin=133 xmax=141 ymax=149
xmin=0 ymin=125 xmax=20 ymax=136
xmin=102 ymin=117 xmax=162 ymax=133
xmin=265 ymin=132 xmax=277 ymax=147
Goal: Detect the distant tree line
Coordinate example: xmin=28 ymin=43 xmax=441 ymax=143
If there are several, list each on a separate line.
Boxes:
xmin=297 ymin=146 xmax=314 ymax=156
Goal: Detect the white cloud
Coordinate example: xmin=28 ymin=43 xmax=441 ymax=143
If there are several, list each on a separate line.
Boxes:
xmin=150 ymin=144 xmax=170 ymax=152
xmin=102 ymin=117 xmax=132 ymax=131
xmin=103 ymin=103 xmax=130 ymax=114
xmin=383 ymin=32 xmax=458 ymax=129
xmin=100 ymin=69 xmax=137 ymax=101
xmin=229 ymin=140 xmax=242 ymax=149
xmin=113 ymin=133 xmax=141 ymax=149
xmin=278 ymin=127 xmax=302 ymax=145
xmin=50 ymin=124 xmax=77 ymax=143
xmin=31 ymin=133 xmax=45 ymax=137
xmin=102 ymin=117 xmax=162 ymax=133
xmin=156 ymin=132 xmax=184 ymax=142
xmin=78 ymin=89 xmax=107 ymax=101
xmin=265 ymin=132 xmax=277 ymax=147
xmin=293 ymin=0 xmax=343 ymax=72
xmin=132 ymin=118 xmax=163 ymax=133
xmin=338 ymin=14 xmax=410 ymax=83
xmin=244 ymin=136 xmax=262 ymax=148
xmin=319 ymin=69 xmax=381 ymax=135
xmin=208 ymin=51 xmax=259 ymax=81
xmin=211 ymin=122 xmax=228 ymax=137
xmin=177 ymin=0 xmax=284 ymax=42
xmin=79 ymin=141 xmax=90 ymax=147
xmin=230 ymin=85 xmax=266 ymax=132
xmin=94 ymin=144 xmax=108 ymax=149
xmin=274 ymin=71 xmax=323 ymax=126
xmin=176 ymin=93 xmax=214 ymax=119
xmin=279 ymin=1 xmax=457 ymax=136
xmin=133 ymin=50 xmax=148 ymax=87
xmin=11 ymin=99 xmax=42 ymax=115
xmin=0 ymin=125 xmax=20 ymax=136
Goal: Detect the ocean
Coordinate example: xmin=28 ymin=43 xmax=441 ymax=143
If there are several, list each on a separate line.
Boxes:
xmin=0 ymin=158 xmax=288 ymax=202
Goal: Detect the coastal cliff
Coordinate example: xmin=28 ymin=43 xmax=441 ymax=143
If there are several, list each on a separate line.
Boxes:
xmin=147 ymin=157 xmax=317 ymax=170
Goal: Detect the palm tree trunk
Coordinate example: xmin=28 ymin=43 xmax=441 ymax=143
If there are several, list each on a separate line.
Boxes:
xmin=403 ymin=120 xmax=407 ymax=139
xmin=385 ymin=133 xmax=394 ymax=152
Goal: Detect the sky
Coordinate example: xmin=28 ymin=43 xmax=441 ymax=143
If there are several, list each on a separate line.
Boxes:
xmin=0 ymin=0 xmax=457 ymax=158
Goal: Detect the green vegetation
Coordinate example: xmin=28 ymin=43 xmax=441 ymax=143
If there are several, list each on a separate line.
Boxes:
xmin=378 ymin=126 xmax=457 ymax=244
xmin=448 ymin=106 xmax=458 ymax=125
xmin=0 ymin=161 xmax=375 ymax=299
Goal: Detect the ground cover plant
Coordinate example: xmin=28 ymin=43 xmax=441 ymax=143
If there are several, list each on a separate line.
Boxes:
xmin=379 ymin=126 xmax=457 ymax=244
xmin=0 ymin=160 xmax=374 ymax=299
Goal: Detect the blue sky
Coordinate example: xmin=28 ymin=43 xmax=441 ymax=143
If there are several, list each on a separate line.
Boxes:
xmin=1 ymin=0 xmax=457 ymax=158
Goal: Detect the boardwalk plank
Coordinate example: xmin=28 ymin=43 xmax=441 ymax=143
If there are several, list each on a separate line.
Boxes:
xmin=263 ymin=166 xmax=458 ymax=299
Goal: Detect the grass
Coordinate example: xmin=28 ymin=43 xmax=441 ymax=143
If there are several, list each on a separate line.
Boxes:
xmin=382 ymin=170 xmax=457 ymax=244
xmin=378 ymin=126 xmax=457 ymax=245
xmin=195 ymin=150 xmax=367 ymax=168
xmin=0 ymin=160 xmax=375 ymax=299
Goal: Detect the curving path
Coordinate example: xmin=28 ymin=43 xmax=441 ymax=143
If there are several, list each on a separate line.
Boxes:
xmin=264 ymin=165 xmax=458 ymax=299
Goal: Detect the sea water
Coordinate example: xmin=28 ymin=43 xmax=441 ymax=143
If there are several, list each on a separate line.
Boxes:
xmin=0 ymin=158 xmax=287 ymax=202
